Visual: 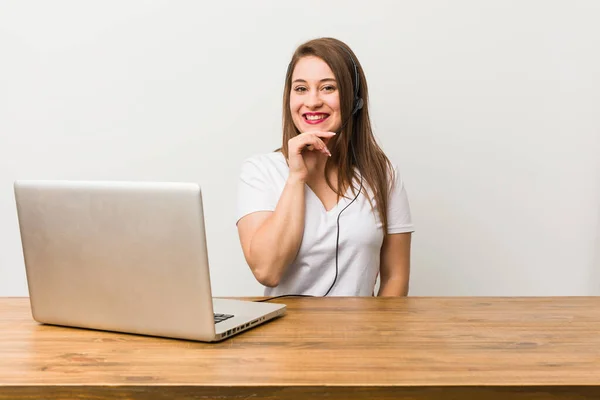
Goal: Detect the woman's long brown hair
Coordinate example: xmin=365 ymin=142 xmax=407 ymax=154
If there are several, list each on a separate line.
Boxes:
xmin=280 ymin=37 xmax=395 ymax=233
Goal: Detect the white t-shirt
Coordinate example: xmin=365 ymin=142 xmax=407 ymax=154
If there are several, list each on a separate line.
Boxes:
xmin=236 ymin=151 xmax=414 ymax=297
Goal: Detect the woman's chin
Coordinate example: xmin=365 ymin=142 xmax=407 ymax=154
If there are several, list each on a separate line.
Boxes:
xmin=303 ymin=122 xmax=341 ymax=133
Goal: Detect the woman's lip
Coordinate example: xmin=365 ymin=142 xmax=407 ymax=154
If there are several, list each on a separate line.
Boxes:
xmin=303 ymin=113 xmax=330 ymax=125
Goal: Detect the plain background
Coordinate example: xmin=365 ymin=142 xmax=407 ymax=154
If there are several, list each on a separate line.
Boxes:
xmin=1 ymin=0 xmax=599 ymax=297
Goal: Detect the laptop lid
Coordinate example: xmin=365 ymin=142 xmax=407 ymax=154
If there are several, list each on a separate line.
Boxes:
xmin=14 ymin=180 xmax=223 ymax=341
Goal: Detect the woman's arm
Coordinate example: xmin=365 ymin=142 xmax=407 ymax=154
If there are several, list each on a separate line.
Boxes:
xmin=237 ymin=131 xmax=335 ymax=287
xmin=237 ymin=175 xmax=306 ymax=287
xmin=377 ymin=232 xmax=412 ymax=296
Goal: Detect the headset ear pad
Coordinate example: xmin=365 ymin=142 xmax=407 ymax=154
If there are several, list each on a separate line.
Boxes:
xmin=352 ymin=97 xmax=364 ymax=115
xmin=356 ymin=97 xmax=363 ymax=111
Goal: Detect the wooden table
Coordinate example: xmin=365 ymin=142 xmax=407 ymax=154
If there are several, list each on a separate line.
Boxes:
xmin=1 ymin=296 xmax=600 ymax=399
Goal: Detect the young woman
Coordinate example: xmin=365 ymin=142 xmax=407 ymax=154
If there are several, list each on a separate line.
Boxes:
xmin=236 ymin=37 xmax=414 ymax=298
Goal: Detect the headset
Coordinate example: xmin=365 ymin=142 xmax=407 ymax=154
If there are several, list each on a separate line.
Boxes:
xmin=323 ymin=46 xmax=364 ymax=296
xmin=258 ymin=46 xmax=365 ymax=302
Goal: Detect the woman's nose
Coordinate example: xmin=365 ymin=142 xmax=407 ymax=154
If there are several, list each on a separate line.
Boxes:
xmin=305 ymin=90 xmax=323 ymax=109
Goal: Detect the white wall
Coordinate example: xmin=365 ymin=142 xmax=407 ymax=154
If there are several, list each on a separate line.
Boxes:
xmin=1 ymin=0 xmax=599 ymax=297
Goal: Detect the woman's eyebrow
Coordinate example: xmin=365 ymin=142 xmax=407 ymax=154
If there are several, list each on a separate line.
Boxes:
xmin=292 ymin=78 xmax=337 ymax=83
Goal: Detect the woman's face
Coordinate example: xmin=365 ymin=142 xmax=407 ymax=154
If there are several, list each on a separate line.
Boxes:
xmin=289 ymin=56 xmax=342 ymax=134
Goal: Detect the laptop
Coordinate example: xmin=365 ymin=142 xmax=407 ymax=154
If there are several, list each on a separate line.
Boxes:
xmin=13 ymin=180 xmax=286 ymax=342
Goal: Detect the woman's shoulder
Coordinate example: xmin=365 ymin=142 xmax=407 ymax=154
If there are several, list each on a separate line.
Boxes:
xmin=379 ymin=156 xmax=408 ymax=193
xmin=373 ymin=154 xmax=401 ymax=182
xmin=239 ymin=151 xmax=288 ymax=176
xmin=243 ymin=150 xmax=286 ymax=164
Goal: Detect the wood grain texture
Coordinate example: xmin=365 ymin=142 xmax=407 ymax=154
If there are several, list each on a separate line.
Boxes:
xmin=1 ymin=296 xmax=600 ymax=399
xmin=2 ymin=386 xmax=600 ymax=400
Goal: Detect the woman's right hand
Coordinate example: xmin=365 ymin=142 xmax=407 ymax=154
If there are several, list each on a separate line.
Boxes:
xmin=287 ymin=131 xmax=336 ymax=181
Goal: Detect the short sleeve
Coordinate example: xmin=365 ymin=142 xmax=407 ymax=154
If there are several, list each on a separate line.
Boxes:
xmin=387 ymin=164 xmax=415 ymax=234
xmin=236 ymin=157 xmax=278 ymax=224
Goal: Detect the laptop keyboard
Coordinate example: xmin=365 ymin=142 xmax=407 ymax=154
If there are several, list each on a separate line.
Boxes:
xmin=214 ymin=313 xmax=234 ymax=324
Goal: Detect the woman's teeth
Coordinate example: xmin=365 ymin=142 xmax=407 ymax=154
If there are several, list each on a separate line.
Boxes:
xmin=305 ymin=114 xmax=328 ymax=120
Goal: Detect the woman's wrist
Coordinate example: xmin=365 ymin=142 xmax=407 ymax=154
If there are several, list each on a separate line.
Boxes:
xmin=287 ymin=173 xmax=307 ymax=185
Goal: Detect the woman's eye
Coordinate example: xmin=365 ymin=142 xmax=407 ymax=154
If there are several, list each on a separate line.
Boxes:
xmin=322 ymin=85 xmax=336 ymax=92
xmin=294 ymin=86 xmax=307 ymax=93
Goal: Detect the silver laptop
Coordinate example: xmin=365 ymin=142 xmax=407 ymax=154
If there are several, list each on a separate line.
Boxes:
xmin=13 ymin=180 xmax=286 ymax=342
